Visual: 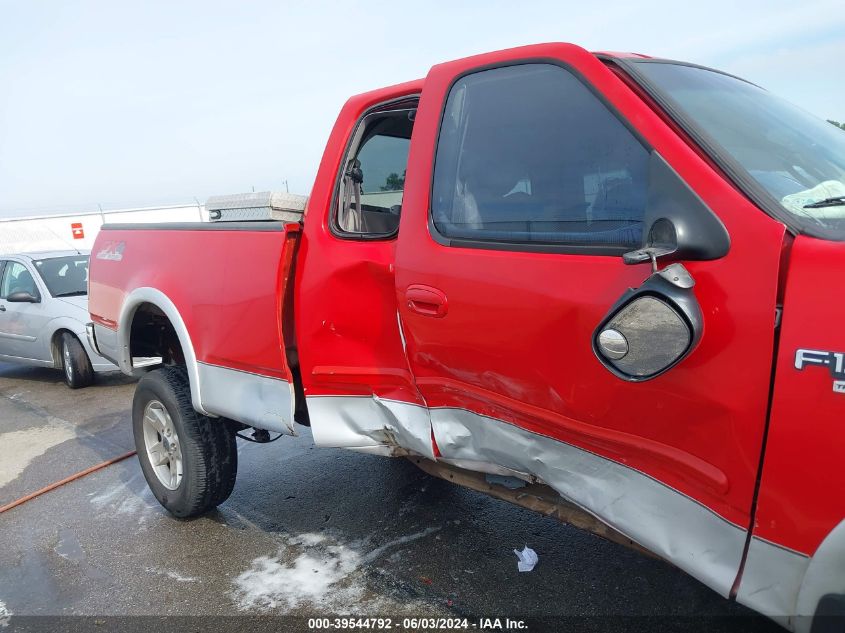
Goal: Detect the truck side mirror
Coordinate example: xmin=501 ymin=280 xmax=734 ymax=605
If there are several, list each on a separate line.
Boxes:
xmin=623 ymin=152 xmax=730 ymax=271
xmin=594 ymin=262 xmax=702 ymax=381
xmin=6 ymin=291 xmax=40 ymax=303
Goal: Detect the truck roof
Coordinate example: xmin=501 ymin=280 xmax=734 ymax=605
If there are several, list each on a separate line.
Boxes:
xmin=349 ymin=45 xmax=656 ymax=106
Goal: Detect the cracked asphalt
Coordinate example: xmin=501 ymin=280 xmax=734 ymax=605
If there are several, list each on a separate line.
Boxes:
xmin=0 ymin=362 xmax=781 ymax=632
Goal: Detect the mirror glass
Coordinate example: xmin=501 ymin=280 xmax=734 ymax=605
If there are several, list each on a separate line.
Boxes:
xmin=599 ymin=296 xmax=690 ymax=377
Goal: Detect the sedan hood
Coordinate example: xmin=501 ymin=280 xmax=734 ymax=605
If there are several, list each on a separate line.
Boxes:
xmin=55 ymin=295 xmax=90 ymax=313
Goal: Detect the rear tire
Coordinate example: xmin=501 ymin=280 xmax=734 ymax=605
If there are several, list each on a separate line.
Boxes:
xmin=812 ymin=595 xmax=845 ymax=633
xmin=61 ymin=332 xmax=94 ymax=389
xmin=132 ymin=366 xmax=237 ymax=518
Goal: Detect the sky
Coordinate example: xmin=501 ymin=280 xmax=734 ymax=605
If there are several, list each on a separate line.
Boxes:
xmin=1 ymin=0 xmax=844 ymax=218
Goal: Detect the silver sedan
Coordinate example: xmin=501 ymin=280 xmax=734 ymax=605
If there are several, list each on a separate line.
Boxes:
xmin=0 ymin=250 xmax=117 ymax=388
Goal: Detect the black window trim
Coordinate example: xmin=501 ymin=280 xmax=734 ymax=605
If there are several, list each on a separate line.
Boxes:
xmin=603 ymin=56 xmax=812 ymax=239
xmin=428 ymin=58 xmax=655 ymax=256
xmin=329 ymin=95 xmax=420 ymax=242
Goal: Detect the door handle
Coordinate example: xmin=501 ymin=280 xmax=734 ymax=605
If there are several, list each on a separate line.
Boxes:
xmin=0 ymin=305 xmax=5 ymax=312
xmin=405 ymin=285 xmax=448 ymax=318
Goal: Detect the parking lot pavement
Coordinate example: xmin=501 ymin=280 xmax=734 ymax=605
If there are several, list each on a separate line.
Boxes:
xmin=0 ymin=361 xmax=781 ymax=631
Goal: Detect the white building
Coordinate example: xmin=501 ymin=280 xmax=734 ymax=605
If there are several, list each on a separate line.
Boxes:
xmin=0 ymin=203 xmax=207 ymax=255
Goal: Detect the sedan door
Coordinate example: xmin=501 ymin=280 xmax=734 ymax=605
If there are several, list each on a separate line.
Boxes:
xmin=0 ymin=260 xmax=52 ymax=362
xmin=0 ymin=260 xmax=7 ymax=357
xmin=394 ymin=44 xmax=785 ymax=598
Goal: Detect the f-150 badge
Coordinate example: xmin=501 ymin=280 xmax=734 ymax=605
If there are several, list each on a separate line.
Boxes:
xmin=795 ymin=349 xmax=845 ymax=393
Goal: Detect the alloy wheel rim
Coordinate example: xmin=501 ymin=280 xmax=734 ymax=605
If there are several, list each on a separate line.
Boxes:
xmin=63 ymin=342 xmax=73 ymax=382
xmin=141 ymin=400 xmax=183 ymax=490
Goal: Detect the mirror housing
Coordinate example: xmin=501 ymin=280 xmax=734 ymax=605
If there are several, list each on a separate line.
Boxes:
xmin=624 ymin=152 xmax=730 ymax=269
xmin=6 ymin=291 xmax=39 ymax=303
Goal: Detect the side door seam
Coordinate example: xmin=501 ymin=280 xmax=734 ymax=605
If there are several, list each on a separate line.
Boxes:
xmin=730 ymin=233 xmax=792 ymax=598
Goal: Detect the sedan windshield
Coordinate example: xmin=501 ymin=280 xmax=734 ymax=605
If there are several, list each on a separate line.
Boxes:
xmin=33 ymin=255 xmax=89 ymax=297
xmin=632 ymin=61 xmax=845 ymax=239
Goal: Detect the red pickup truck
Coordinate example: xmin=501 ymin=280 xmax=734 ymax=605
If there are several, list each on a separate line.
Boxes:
xmin=87 ymin=43 xmax=845 ymax=629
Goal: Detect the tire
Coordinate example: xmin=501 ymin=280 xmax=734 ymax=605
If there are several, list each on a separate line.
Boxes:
xmin=60 ymin=332 xmax=94 ymax=389
xmin=132 ymin=366 xmax=237 ymax=518
xmin=812 ymin=595 xmax=845 ymax=633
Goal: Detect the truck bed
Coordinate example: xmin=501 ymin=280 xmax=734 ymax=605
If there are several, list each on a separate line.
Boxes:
xmin=88 ymin=221 xmax=301 ymax=433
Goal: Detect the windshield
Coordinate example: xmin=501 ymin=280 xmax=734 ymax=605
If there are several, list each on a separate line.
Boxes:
xmin=33 ymin=255 xmax=89 ymax=297
xmin=632 ymin=61 xmax=845 ymax=239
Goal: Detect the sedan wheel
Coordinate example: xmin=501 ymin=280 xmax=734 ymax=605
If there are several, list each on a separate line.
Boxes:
xmin=59 ymin=332 xmax=94 ymax=389
xmin=63 ymin=341 xmax=73 ymax=383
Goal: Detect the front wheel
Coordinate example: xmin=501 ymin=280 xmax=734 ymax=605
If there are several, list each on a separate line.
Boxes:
xmin=61 ymin=332 xmax=94 ymax=389
xmin=133 ymin=366 xmax=237 ymax=518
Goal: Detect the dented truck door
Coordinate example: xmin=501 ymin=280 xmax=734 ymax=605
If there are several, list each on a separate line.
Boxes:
xmin=294 ymin=81 xmax=436 ymax=459
xmin=394 ymin=44 xmax=786 ymax=597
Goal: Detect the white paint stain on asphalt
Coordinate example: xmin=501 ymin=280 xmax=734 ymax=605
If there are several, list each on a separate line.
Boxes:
xmin=88 ymin=483 xmax=124 ymax=505
xmin=89 ymin=478 xmax=159 ymax=521
xmin=231 ymin=527 xmax=440 ymax=613
xmin=0 ymin=599 xmax=11 ymax=628
xmin=232 ymin=533 xmax=365 ymax=612
xmin=145 ymin=567 xmax=200 ymax=583
xmin=0 ymin=423 xmax=76 ymax=487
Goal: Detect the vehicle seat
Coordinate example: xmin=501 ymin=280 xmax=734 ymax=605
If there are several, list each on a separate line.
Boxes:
xmin=10 ymin=269 xmax=37 ymax=296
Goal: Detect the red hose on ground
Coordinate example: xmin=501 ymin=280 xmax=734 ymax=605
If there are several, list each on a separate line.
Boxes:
xmin=0 ymin=450 xmax=137 ymax=514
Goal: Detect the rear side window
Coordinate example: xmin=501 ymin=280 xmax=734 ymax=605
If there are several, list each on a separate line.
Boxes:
xmin=432 ymin=64 xmax=649 ymax=250
xmin=335 ymin=104 xmax=416 ymax=238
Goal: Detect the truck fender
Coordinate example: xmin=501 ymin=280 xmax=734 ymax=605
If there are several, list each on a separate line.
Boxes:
xmin=795 ymin=519 xmax=845 ymax=633
xmin=118 ymin=287 xmax=210 ymax=416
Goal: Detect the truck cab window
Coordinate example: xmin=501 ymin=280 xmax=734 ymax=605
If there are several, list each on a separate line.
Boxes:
xmin=336 ymin=105 xmax=416 ymax=237
xmin=431 ymin=64 xmax=649 ymax=250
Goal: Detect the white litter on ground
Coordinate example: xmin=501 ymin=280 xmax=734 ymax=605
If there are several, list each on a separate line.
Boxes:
xmin=145 ymin=567 xmax=199 ymax=583
xmin=513 ymin=546 xmax=539 ymax=572
xmin=232 ymin=527 xmax=440 ymax=613
xmin=0 ymin=423 xmax=76 ymax=487
xmin=0 ymin=599 xmax=11 ymax=628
